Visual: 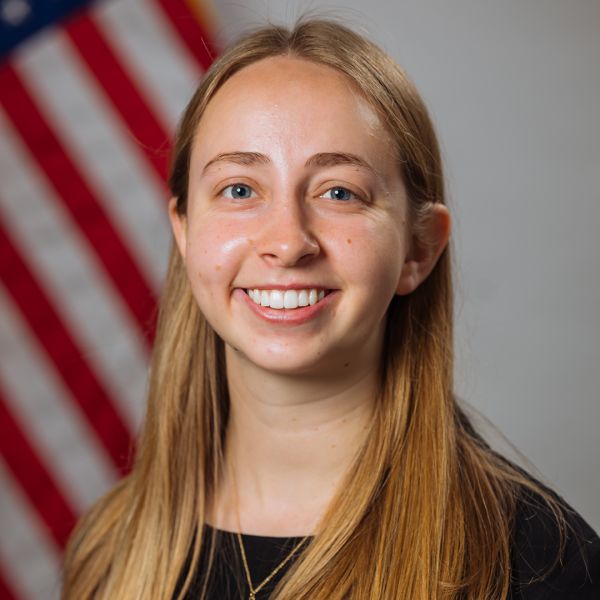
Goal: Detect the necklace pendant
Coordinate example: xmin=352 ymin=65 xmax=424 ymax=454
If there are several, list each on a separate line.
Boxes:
xmin=249 ymin=593 xmax=256 ymax=600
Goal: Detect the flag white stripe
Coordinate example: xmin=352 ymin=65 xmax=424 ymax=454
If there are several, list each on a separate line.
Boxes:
xmin=0 ymin=459 xmax=61 ymax=600
xmin=97 ymin=0 xmax=201 ymax=134
xmin=0 ymin=111 xmax=148 ymax=430
xmin=15 ymin=29 xmax=172 ymax=290
xmin=0 ymin=288 xmax=117 ymax=512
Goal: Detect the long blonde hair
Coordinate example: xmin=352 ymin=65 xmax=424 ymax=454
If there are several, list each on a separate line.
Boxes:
xmin=62 ymin=19 xmax=563 ymax=599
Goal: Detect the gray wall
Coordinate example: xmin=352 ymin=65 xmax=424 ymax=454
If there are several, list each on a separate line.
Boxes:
xmin=213 ymin=0 xmax=600 ymax=529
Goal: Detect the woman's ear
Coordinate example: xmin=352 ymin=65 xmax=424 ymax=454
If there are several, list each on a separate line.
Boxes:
xmin=168 ymin=197 xmax=187 ymax=259
xmin=396 ymin=203 xmax=451 ymax=295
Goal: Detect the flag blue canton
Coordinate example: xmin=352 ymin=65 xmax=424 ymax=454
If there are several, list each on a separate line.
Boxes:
xmin=0 ymin=0 xmax=96 ymax=57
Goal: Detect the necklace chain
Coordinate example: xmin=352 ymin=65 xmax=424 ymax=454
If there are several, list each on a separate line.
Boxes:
xmin=227 ymin=457 xmax=309 ymax=599
xmin=236 ymin=531 xmax=308 ymax=600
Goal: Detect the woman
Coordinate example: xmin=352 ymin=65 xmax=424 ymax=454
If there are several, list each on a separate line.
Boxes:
xmin=61 ymin=19 xmax=600 ymax=600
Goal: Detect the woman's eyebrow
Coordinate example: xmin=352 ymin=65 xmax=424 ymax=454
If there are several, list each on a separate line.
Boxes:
xmin=202 ymin=151 xmax=378 ymax=176
xmin=305 ymin=152 xmax=377 ymax=175
xmin=202 ymin=152 xmax=270 ymax=173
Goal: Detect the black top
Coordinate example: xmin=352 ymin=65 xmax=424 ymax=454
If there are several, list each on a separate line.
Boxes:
xmin=179 ymin=491 xmax=600 ymax=599
xmin=181 ymin=528 xmax=308 ymax=599
xmin=508 ymin=489 xmax=600 ymax=599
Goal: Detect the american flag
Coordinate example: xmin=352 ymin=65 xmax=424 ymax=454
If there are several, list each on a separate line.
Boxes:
xmin=0 ymin=1 xmax=217 ymax=597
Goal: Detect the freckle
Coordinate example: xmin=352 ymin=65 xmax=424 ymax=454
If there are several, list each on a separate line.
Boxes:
xmin=215 ymin=264 xmax=221 ymax=271
xmin=346 ymin=238 xmax=352 ymax=244
xmin=330 ymin=444 xmax=336 ymax=449
xmin=344 ymin=362 xmax=350 ymax=367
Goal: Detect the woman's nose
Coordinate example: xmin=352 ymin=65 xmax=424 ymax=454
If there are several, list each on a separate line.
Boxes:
xmin=256 ymin=201 xmax=320 ymax=267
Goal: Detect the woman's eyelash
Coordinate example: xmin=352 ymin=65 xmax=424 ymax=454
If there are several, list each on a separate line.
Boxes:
xmin=221 ymin=183 xmax=256 ymax=200
xmin=219 ymin=183 xmax=361 ymax=202
xmin=320 ymin=186 xmax=360 ymax=202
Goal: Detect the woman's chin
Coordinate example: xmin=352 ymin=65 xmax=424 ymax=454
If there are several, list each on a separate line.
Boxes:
xmin=225 ymin=343 xmax=342 ymax=378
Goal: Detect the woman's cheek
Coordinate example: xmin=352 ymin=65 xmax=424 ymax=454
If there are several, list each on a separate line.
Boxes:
xmin=186 ymin=221 xmax=252 ymax=287
xmin=335 ymin=221 xmax=404 ymax=290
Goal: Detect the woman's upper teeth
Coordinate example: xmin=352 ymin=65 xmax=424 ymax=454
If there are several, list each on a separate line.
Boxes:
xmin=247 ymin=288 xmax=325 ymax=309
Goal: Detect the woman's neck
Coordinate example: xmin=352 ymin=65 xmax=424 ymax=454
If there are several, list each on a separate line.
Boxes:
xmin=209 ymin=348 xmax=378 ymax=537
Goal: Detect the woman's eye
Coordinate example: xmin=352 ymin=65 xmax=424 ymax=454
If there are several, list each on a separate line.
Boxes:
xmin=222 ymin=183 xmax=256 ymax=200
xmin=321 ymin=186 xmax=357 ymax=202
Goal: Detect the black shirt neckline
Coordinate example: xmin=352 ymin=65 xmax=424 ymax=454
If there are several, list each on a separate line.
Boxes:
xmin=204 ymin=522 xmax=313 ymax=542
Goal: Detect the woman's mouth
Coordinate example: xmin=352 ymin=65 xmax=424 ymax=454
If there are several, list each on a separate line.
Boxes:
xmin=245 ymin=288 xmax=328 ymax=310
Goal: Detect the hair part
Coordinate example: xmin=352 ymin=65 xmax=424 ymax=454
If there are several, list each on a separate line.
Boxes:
xmin=62 ymin=18 xmax=564 ymax=600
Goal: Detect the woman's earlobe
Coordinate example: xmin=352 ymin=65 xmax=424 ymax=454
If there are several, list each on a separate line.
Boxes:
xmin=395 ymin=261 xmax=420 ymax=296
xmin=168 ymin=197 xmax=187 ymax=259
xmin=396 ymin=203 xmax=451 ymax=296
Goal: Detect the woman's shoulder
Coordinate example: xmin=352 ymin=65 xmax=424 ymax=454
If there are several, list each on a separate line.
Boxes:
xmin=509 ymin=483 xmax=600 ymax=599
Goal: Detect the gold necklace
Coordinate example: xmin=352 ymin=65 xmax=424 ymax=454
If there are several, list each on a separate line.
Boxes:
xmin=236 ymin=530 xmax=308 ymax=600
xmin=226 ymin=456 xmax=309 ymax=599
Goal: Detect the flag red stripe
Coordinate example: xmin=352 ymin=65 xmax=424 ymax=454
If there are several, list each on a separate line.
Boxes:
xmin=0 ymin=570 xmax=19 ymax=600
xmin=0 ymin=65 xmax=157 ymax=347
xmin=0 ymin=391 xmax=78 ymax=549
xmin=155 ymin=0 xmax=217 ymax=71
xmin=0 ymin=222 xmax=134 ymax=474
xmin=65 ymin=14 xmax=171 ymax=184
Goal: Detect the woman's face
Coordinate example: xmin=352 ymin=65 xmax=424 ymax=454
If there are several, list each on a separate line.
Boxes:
xmin=172 ymin=56 xmax=419 ymax=377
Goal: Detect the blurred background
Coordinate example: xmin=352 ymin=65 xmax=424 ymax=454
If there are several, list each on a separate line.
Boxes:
xmin=1 ymin=1 xmax=598 ymax=598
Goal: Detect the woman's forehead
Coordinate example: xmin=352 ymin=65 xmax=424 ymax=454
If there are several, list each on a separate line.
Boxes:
xmin=191 ymin=56 xmax=394 ymax=172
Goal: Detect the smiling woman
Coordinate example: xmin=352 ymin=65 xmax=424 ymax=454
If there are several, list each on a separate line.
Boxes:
xmin=169 ymin=54 xmax=435 ymax=378
xmin=61 ymin=18 xmax=600 ymax=600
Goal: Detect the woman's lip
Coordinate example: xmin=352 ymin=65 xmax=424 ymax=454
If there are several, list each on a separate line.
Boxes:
xmin=240 ymin=285 xmax=330 ymax=290
xmin=234 ymin=288 xmax=338 ymax=324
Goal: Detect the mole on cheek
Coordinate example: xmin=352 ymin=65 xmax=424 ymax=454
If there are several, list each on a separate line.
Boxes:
xmin=215 ymin=264 xmax=221 ymax=271
xmin=346 ymin=238 xmax=352 ymax=245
